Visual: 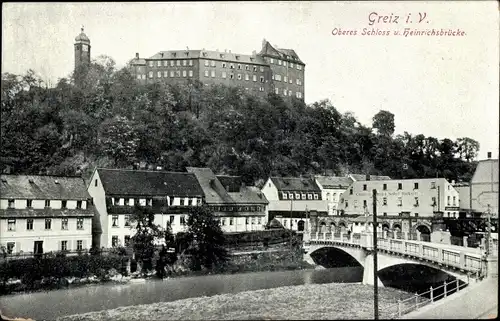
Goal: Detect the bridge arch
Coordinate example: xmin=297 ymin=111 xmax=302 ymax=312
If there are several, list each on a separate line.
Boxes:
xmin=392 ymin=222 xmax=402 ymax=231
xmin=297 ymin=220 xmax=305 ymax=231
xmin=307 ymin=245 xmax=366 ymax=268
xmin=412 ymin=223 xmax=432 ymax=233
xmin=380 ymin=221 xmax=391 ymax=231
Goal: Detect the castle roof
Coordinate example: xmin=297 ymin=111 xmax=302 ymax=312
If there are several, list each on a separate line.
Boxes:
xmin=75 ymin=28 xmax=90 ymax=44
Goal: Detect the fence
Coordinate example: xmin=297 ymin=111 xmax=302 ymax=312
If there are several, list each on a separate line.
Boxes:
xmin=383 ymin=278 xmax=469 ymax=319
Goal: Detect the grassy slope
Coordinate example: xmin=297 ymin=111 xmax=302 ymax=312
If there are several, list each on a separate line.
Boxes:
xmin=56 ymin=283 xmax=413 ymax=320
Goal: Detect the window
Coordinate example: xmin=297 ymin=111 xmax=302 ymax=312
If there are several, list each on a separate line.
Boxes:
xmin=148 ymin=71 xmax=153 ymax=78
xmin=363 ymin=200 xmax=367 ymax=208
xmin=147 ymin=199 xmax=153 ymax=206
xmin=237 ymin=74 xmax=242 ymax=80
xmin=289 ymin=193 xmax=294 ymax=199
xmin=245 ymin=217 xmax=249 ymax=225
xmin=245 ymin=74 xmax=249 ymax=81
xmin=345 ymin=201 xmax=349 ymax=208
xmin=296 ymin=92 xmax=302 ymax=98
xmin=383 ymin=184 xmax=387 ymax=191
xmin=314 ymin=194 xmax=319 ymax=200
xmin=301 ymin=193 xmax=306 ymax=199
xmin=278 ymin=60 xmax=282 ymax=65
xmin=295 ymin=193 xmax=300 ymax=200
xmin=157 ymin=61 xmax=161 ymax=67
xmin=251 ymin=217 xmax=256 ymax=224
xmin=125 ymin=215 xmax=131 ymax=227
xmin=453 ymin=196 xmax=456 ymax=206
xmin=282 ymin=193 xmax=288 ymax=200
xmin=60 ymin=240 xmax=68 ymax=251
xmin=26 ymin=219 xmax=33 ymax=230
xmin=221 ymin=218 xmax=226 ymax=226
xmin=61 ymin=200 xmax=67 ymax=209
xmin=180 ymin=216 xmax=186 ymax=225
xmin=415 ymin=213 xmax=419 ymax=217
xmin=383 ymin=212 xmax=387 ymax=216
xmin=230 ymin=74 xmax=234 ymax=79
xmin=6 ymin=199 xmax=15 ymax=209
xmin=163 ymin=71 xmax=168 ymax=77
xmin=189 ymin=60 xmax=193 ymax=66
xmin=230 ymin=218 xmax=234 ymax=225
xmin=230 ymin=63 xmax=234 ymax=69
xmin=251 ymin=66 xmax=256 ymax=72
xmin=188 ymin=199 xmax=193 ymax=206
xmin=170 ymin=61 xmax=174 ymax=67
xmin=170 ymin=71 xmax=175 ymax=77
xmin=157 ymin=71 xmax=162 ymax=78
xmin=275 ymin=74 xmax=281 ymax=81
xmin=245 ymin=65 xmax=250 ymax=71
xmin=284 ymin=76 xmax=288 ymax=83
xmin=211 ymin=70 xmax=216 ymax=78
xmin=124 ymin=236 xmax=131 ymax=247
xmin=7 ymin=218 xmax=15 ymax=231
xmin=169 ymin=215 xmax=175 ymax=225
xmin=204 ymin=70 xmax=209 ymax=77
xmin=183 ymin=60 xmax=187 ymax=66
xmin=183 ymin=70 xmax=187 ymax=77
xmin=180 ymin=198 xmax=185 ymax=206
xmin=112 ymin=236 xmax=118 ymax=247
xmin=237 ymin=64 xmax=242 ymax=70
xmin=176 ymin=60 xmax=181 ymax=66
xmin=432 ymin=197 xmax=437 ymax=206
xmin=112 ymin=215 xmax=119 ymax=227
xmin=44 ymin=200 xmax=51 ymax=207
xmin=149 ymin=61 xmax=154 ymax=67
xmin=61 ymin=218 xmax=68 ymax=230
xmin=76 ymin=240 xmax=83 ymax=250
xmin=222 ymin=62 xmax=227 ymax=68
xmin=45 ymin=218 xmax=52 ymax=230
xmin=363 ymin=184 xmax=367 ymax=191
xmin=197 ymin=199 xmax=202 ymax=206
xmin=414 ymin=197 xmax=419 ymax=207
xmin=349 ymin=189 xmax=353 ymax=195
xmin=77 ymin=218 xmax=84 ymax=230
xmin=124 ymin=198 xmax=130 ymax=206
xmin=383 ymin=197 xmax=387 ymax=206
xmin=77 ymin=200 xmax=82 ymax=209
xmin=275 ymin=88 xmax=279 ymax=94
xmin=260 ymin=66 xmax=264 ymax=72
xmin=260 ymin=76 xmax=264 ymax=83
xmin=397 ymin=197 xmax=403 ymax=206
xmin=297 ymin=64 xmax=302 ymax=70
xmin=283 ymin=89 xmax=287 ymax=95
xmin=270 ymin=58 xmax=274 ymax=64
xmin=283 ymin=219 xmax=287 ymax=227
xmin=176 ymin=70 xmax=181 ymax=77
xmin=398 ymin=183 xmax=403 ymax=190
xmin=447 ymin=196 xmax=450 ymax=206
xmin=189 ymin=70 xmax=193 ymax=77
xmin=448 ymin=185 xmax=450 ymax=190
xmin=163 ymin=60 xmax=168 ymax=67
xmin=222 ymin=71 xmax=227 ymax=78
xmin=259 ymin=87 xmax=264 ymax=92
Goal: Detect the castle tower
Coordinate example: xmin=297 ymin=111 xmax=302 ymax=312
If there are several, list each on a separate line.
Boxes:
xmin=74 ymin=26 xmax=91 ymax=71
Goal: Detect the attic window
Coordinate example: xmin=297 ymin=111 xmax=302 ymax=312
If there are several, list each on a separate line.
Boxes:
xmin=172 ymin=53 xmax=177 ymax=57
xmin=28 ymin=179 xmax=34 ymax=184
xmin=55 ymin=180 xmax=60 ymax=184
xmin=235 ymin=55 xmax=240 ymax=60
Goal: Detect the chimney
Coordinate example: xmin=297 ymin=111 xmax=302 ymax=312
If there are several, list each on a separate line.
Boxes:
xmin=487 ymin=152 xmax=492 ymax=159
xmin=252 ymin=50 xmax=256 ymax=56
xmin=366 ymin=174 xmax=371 ymax=181
xmin=135 ymin=53 xmax=139 ymax=59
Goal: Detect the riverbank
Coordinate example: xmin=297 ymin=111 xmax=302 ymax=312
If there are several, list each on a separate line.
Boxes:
xmin=1 ymin=248 xmax=314 ymax=295
xmin=55 ymin=283 xmax=412 ymax=320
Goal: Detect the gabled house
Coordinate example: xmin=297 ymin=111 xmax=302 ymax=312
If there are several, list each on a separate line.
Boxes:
xmin=87 ymin=168 xmax=205 ymax=248
xmin=0 ymin=174 xmax=94 ymax=255
xmin=315 ymin=176 xmax=353 ymax=216
xmin=261 ymin=176 xmax=327 ymax=232
xmin=186 ymin=168 xmax=269 ymax=233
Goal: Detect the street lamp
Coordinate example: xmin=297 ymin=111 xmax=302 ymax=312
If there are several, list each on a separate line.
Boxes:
xmin=372 ymin=189 xmax=379 ymax=320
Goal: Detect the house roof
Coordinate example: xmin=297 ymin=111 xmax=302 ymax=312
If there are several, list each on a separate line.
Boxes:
xmin=348 ymin=174 xmax=392 ymax=181
xmin=315 ymin=176 xmax=353 ymax=189
xmin=187 ymin=168 xmax=267 ymax=205
xmin=472 ymin=159 xmax=499 ymax=184
xmin=270 ymin=177 xmax=321 ymax=192
xmin=258 ymin=40 xmax=304 ymax=65
xmin=143 ymin=50 xmax=268 ymax=66
xmin=0 ymin=175 xmax=90 ymax=200
xmin=96 ymin=168 xmax=204 ymax=197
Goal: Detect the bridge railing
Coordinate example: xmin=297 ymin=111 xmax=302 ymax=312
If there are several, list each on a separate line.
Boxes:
xmin=383 ymin=278 xmax=469 ymax=319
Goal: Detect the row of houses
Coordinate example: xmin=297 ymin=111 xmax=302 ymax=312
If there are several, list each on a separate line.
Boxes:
xmin=1 ymin=157 xmax=497 ymax=255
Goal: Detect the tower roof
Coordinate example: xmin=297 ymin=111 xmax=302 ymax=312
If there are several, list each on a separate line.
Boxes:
xmin=75 ymin=27 xmax=90 ymax=44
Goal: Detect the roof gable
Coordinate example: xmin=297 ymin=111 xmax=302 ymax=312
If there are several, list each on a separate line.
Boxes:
xmin=0 ymin=175 xmax=90 ymax=200
xmin=315 ymin=176 xmax=353 ymax=189
xmin=472 ymin=159 xmax=499 ymax=184
xmin=349 ymin=174 xmax=392 ymax=181
xmin=96 ymin=168 xmax=204 ymax=197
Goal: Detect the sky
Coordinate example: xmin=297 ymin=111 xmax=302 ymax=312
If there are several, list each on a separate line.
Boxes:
xmin=2 ymin=1 xmax=499 ymax=160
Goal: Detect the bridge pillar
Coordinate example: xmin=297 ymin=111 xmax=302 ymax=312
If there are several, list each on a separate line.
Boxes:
xmin=362 ymin=252 xmax=384 ymax=287
xmin=486 ymin=256 xmax=498 ymax=279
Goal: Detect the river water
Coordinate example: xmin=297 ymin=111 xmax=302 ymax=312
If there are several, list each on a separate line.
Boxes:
xmin=0 ymin=267 xmax=363 ymax=320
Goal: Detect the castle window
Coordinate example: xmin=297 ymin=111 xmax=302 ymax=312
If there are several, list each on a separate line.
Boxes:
xmin=148 ymin=71 xmax=153 ymax=78
xmin=189 ymin=70 xmax=193 ymax=77
xmin=260 ymin=76 xmax=264 ymax=83
xmin=149 ymin=61 xmax=154 ymax=67
xmin=222 ymin=72 xmax=227 ymax=78
xmin=170 ymin=61 xmax=174 ymax=67
xmin=204 ymin=70 xmax=209 ymax=77
xmin=164 ymin=71 xmax=168 ymax=77
xmin=284 ymin=76 xmax=288 ymax=83
xmin=176 ymin=60 xmax=181 ymax=66
xmin=183 ymin=70 xmax=187 ymax=77
xmin=183 ymin=60 xmax=187 ymax=66
xmin=211 ymin=70 xmax=215 ymax=78
xmin=245 ymin=74 xmax=249 ymax=81
xmin=157 ymin=71 xmax=161 ymax=78
xmin=157 ymin=61 xmax=161 ymax=67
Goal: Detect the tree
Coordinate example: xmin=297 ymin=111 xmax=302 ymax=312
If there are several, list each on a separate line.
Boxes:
xmin=456 ymin=137 xmax=480 ymax=162
xmin=184 ymin=206 xmax=228 ymax=271
xmin=372 ymin=110 xmax=395 ymax=137
xmin=98 ymin=115 xmax=140 ymax=166
xmin=129 ymin=205 xmax=165 ymax=275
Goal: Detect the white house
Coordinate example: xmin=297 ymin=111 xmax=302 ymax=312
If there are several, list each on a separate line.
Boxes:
xmin=87 ymin=168 xmax=205 ymax=248
xmin=186 ymin=168 xmax=269 ymax=233
xmin=261 ymin=176 xmax=327 ymax=232
xmin=0 ymin=174 xmax=94 ymax=255
xmin=314 ymin=176 xmax=353 ymax=215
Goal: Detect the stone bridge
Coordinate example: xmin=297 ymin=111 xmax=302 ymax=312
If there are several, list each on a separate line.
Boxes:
xmin=303 ymin=232 xmax=496 ymax=286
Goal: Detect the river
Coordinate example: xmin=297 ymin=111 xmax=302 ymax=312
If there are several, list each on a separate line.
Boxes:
xmin=0 ymin=267 xmax=363 ymax=320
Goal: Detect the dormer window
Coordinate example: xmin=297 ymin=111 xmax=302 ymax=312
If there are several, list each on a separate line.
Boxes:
xmin=314 ymin=194 xmax=319 ymax=200
xmin=172 ymin=53 xmax=177 ymax=57
xmin=147 ymin=199 xmax=153 ymax=206
xmin=62 ymin=200 xmax=67 ymax=209
xmin=8 ymin=199 xmax=15 ymax=209
xmin=45 ymin=200 xmax=51 ymax=208
xmin=282 ymin=193 xmax=288 ymax=200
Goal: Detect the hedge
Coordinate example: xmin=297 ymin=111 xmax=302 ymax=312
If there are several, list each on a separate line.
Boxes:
xmin=224 ymin=229 xmax=295 ymax=246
